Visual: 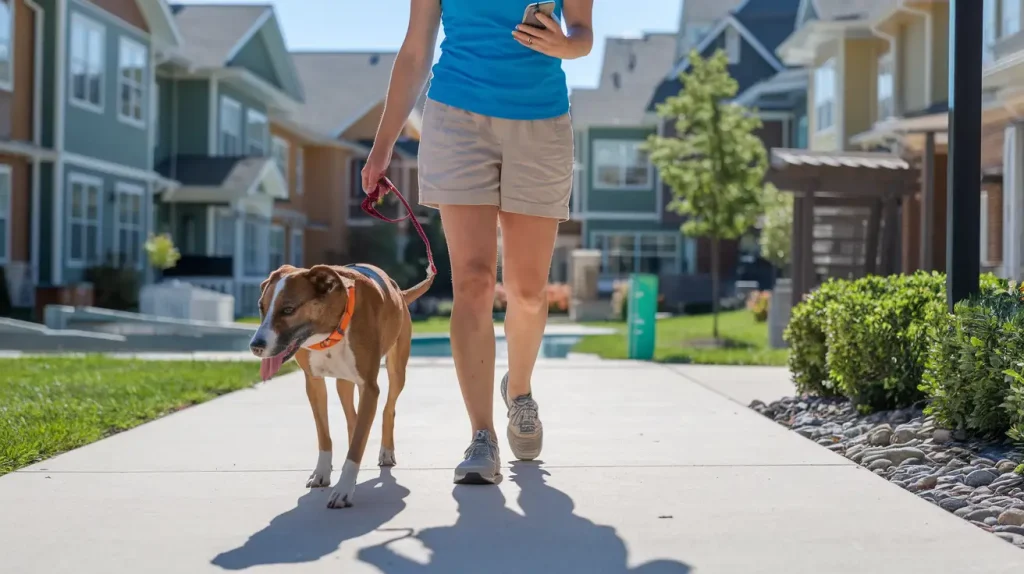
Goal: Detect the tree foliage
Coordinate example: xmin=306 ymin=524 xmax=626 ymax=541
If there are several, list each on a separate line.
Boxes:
xmin=645 ymin=50 xmax=769 ymax=243
xmin=759 ymin=183 xmax=792 ymax=272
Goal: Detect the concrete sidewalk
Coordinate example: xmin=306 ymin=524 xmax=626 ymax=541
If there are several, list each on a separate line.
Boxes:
xmin=2 ymin=361 xmax=1023 ymax=573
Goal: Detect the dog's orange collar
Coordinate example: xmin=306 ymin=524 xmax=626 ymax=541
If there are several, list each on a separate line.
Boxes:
xmin=308 ymin=286 xmax=356 ymax=351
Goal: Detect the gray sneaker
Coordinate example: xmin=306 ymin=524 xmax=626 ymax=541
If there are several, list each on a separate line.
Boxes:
xmin=501 ymin=372 xmax=543 ymax=461
xmin=454 ymin=429 xmax=502 ymax=484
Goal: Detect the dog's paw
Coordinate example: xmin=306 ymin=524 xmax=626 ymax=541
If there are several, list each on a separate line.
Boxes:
xmin=306 ymin=472 xmax=331 ymax=488
xmin=326 ymin=488 xmax=354 ymax=509
xmin=378 ymin=447 xmax=397 ymax=467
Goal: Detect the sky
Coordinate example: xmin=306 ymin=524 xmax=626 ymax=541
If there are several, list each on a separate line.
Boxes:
xmin=175 ymin=0 xmax=682 ymax=89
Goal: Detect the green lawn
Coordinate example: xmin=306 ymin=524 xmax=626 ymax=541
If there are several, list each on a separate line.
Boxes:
xmin=575 ymin=309 xmax=788 ymax=366
xmin=0 ymin=357 xmax=295 ymax=475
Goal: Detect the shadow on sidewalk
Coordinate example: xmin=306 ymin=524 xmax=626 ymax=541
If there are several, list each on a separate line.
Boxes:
xmin=211 ymin=467 xmax=409 ymax=570
xmin=358 ymin=462 xmax=692 ymax=574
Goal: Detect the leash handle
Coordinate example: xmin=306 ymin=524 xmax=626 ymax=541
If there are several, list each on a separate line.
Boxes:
xmin=361 ymin=177 xmax=437 ymax=276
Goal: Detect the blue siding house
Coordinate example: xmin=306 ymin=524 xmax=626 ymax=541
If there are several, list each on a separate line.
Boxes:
xmin=155 ymin=3 xmax=304 ymax=315
xmin=35 ymin=0 xmax=182 ymax=290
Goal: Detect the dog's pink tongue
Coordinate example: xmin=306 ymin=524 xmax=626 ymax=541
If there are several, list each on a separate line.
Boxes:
xmin=260 ymin=354 xmax=285 ymax=381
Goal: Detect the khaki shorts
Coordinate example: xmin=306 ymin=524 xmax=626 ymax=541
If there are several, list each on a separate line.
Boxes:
xmin=418 ymin=98 xmax=574 ymax=221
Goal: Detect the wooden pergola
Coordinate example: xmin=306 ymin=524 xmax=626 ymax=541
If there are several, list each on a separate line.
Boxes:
xmin=766 ymin=149 xmax=920 ymax=306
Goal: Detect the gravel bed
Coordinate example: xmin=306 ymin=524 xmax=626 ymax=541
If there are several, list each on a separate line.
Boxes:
xmin=751 ymin=396 xmax=1024 ymax=549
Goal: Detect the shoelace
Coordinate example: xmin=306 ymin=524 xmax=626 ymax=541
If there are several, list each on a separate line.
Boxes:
xmin=464 ymin=432 xmax=495 ymax=459
xmin=509 ymin=397 xmax=539 ymax=434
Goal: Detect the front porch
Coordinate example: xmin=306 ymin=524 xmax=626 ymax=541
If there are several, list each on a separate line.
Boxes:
xmin=157 ymin=156 xmax=287 ymax=317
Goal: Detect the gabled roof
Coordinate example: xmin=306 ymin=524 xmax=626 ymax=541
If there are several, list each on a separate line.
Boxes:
xmin=136 ymin=0 xmax=184 ymax=50
xmin=810 ymin=0 xmax=895 ymax=22
xmin=169 ymin=3 xmax=303 ymax=102
xmin=289 ymin=52 xmax=425 ymax=140
xmin=569 ymin=33 xmax=676 ymax=126
xmin=157 ymin=155 xmax=287 ymax=202
xmin=651 ymin=0 xmax=800 ymax=111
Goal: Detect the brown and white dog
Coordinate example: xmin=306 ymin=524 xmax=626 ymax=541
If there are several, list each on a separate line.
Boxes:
xmin=249 ymin=263 xmax=434 ymax=509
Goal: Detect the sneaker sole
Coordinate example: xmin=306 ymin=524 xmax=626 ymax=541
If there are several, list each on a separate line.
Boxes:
xmin=501 ymin=373 xmax=543 ymax=461
xmin=507 ymin=429 xmax=542 ymax=461
xmin=453 ymin=471 xmax=502 ymax=485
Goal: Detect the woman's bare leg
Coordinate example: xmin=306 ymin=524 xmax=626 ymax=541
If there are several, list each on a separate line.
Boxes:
xmin=440 ymin=205 xmax=500 ymax=438
xmin=497 ymin=211 xmax=558 ymax=460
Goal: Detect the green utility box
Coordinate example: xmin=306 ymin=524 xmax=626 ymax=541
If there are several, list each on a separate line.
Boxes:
xmin=626 ymin=273 xmax=658 ymax=360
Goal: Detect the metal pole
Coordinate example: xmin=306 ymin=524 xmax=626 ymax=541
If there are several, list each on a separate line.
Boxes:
xmin=946 ymin=0 xmax=983 ymax=311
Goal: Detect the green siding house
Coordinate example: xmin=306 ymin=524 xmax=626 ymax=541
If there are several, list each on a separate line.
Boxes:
xmin=33 ymin=0 xmax=182 ymax=289
xmin=155 ymin=3 xmax=303 ymax=315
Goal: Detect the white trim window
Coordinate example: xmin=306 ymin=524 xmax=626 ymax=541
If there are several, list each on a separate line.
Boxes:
xmin=268 ymin=224 xmax=285 ymax=270
xmin=725 ymin=26 xmax=740 ymax=64
xmin=592 ymin=140 xmax=652 ymax=190
xmin=592 ymin=232 xmax=681 ymax=275
xmin=117 ymin=37 xmax=147 ymax=127
xmin=114 ymin=183 xmax=144 ymax=268
xmin=0 ymin=164 xmax=10 ymax=263
xmin=877 ymin=56 xmax=894 ymax=121
xmin=814 ymin=59 xmax=836 ymax=133
xmin=1002 ymin=0 xmax=1021 ymax=37
xmin=295 ymin=146 xmax=305 ymax=196
xmin=219 ymin=96 xmax=242 ymax=156
xmin=986 ymin=0 xmax=998 ymax=64
xmin=290 ymin=228 xmax=303 ymax=267
xmin=245 ymin=108 xmax=268 ymax=156
xmin=69 ymin=13 xmax=105 ymax=111
xmin=0 ymin=0 xmax=13 ymax=91
xmin=242 ymin=217 xmax=267 ymax=276
xmin=67 ymin=174 xmax=103 ymax=266
xmin=272 ymin=135 xmax=290 ymax=188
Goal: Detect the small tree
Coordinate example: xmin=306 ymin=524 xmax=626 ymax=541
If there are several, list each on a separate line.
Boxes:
xmin=759 ymin=183 xmax=792 ymax=275
xmin=646 ymin=49 xmax=770 ymax=340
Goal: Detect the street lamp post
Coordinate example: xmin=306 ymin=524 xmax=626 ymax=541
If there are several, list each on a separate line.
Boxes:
xmin=946 ymin=0 xmax=983 ymax=311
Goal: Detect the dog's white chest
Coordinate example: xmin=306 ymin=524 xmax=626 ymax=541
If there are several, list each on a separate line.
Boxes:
xmin=306 ymin=339 xmax=363 ymax=386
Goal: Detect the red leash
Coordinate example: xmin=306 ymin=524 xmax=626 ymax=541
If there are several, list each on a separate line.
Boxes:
xmin=361 ymin=176 xmax=437 ymax=276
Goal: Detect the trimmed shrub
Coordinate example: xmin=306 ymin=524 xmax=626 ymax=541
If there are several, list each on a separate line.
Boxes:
xmin=784 ymin=277 xmax=888 ymax=397
xmin=825 ymin=272 xmax=944 ymax=411
xmin=924 ymin=284 xmax=1024 ymax=439
xmin=546 ymin=283 xmax=572 ymax=314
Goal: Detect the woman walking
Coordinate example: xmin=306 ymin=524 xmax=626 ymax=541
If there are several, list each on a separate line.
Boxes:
xmin=362 ymin=0 xmax=593 ymax=484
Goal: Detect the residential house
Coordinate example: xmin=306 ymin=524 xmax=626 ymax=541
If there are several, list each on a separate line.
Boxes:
xmin=0 ymin=0 xmax=50 ymax=308
xmin=567 ymin=33 xmax=681 ymax=292
xmin=288 ymin=51 xmax=424 ymax=283
xmin=846 ymin=0 xmax=1015 ymax=276
xmin=646 ymin=0 xmax=803 ymax=299
xmin=155 ymin=3 xmax=303 ymax=316
xmin=285 ymin=51 xmax=423 ymax=272
xmin=565 ymin=33 xmax=677 ymax=286
xmin=771 ymin=0 xmax=955 ymax=303
xmin=982 ymin=0 xmax=1024 ymax=281
xmin=18 ymin=0 xmax=182 ymax=311
xmin=674 ymin=0 xmax=745 ymax=62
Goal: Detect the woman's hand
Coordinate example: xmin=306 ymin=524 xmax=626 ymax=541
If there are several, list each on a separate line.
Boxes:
xmin=512 ymin=5 xmax=592 ymax=60
xmin=361 ymin=145 xmax=393 ymax=193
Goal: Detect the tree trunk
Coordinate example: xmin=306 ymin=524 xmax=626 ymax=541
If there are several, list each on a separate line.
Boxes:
xmin=711 ymin=235 xmax=720 ymax=341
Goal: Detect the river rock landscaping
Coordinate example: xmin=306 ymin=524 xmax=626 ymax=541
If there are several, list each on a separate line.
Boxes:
xmin=779 ymin=272 xmax=1024 ymax=550
xmin=750 ymin=396 xmax=1024 ymax=549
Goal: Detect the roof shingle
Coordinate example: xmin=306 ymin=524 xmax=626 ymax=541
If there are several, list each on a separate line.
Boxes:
xmin=169 ymin=4 xmax=271 ymax=68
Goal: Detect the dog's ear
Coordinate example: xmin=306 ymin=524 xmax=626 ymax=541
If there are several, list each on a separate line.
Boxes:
xmin=305 ymin=265 xmax=353 ymax=296
xmin=259 ymin=264 xmax=297 ymax=298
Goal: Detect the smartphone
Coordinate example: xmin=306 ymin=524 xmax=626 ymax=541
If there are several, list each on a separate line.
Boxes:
xmin=522 ymin=1 xmax=556 ymax=29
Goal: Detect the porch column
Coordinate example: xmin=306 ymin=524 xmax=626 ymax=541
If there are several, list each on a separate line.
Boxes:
xmin=1002 ymin=121 xmax=1024 ymax=280
xmin=865 ymin=200 xmax=882 ymax=275
xmin=801 ymin=191 xmax=816 ymax=294
xmin=790 ymin=195 xmax=804 ymax=307
xmin=920 ymin=131 xmax=936 ymax=271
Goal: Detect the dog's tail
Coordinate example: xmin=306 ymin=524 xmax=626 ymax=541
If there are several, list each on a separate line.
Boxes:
xmin=402 ymin=269 xmax=436 ymax=305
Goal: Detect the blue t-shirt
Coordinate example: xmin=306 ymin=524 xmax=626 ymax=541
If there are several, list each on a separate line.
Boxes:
xmin=428 ymin=0 xmax=570 ymax=120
